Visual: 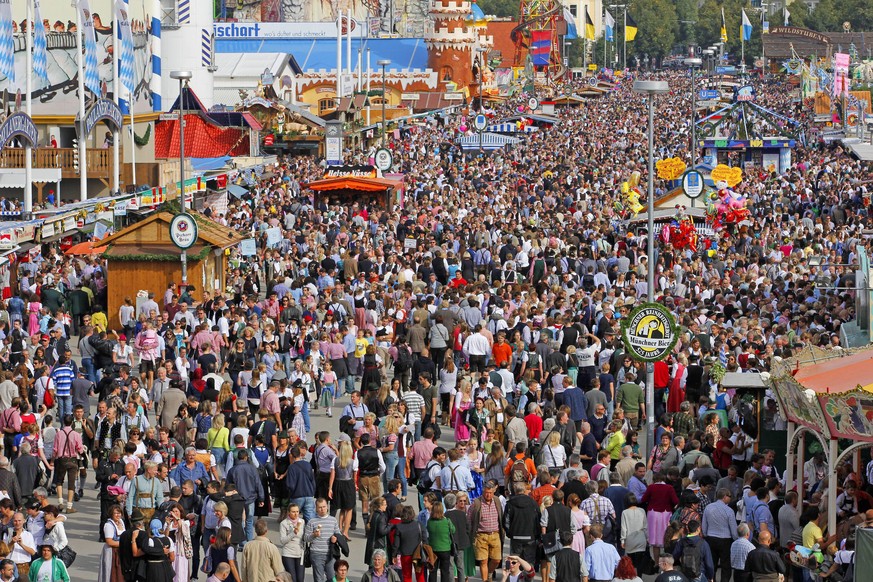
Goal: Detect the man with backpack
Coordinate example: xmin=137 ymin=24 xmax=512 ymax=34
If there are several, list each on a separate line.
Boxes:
xmin=671 ymin=519 xmax=715 ymax=582
xmin=504 ymin=443 xmax=536 ymax=492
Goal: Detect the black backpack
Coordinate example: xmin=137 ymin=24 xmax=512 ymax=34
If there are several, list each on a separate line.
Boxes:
xmin=395 ymin=346 xmax=413 ymax=373
xmin=417 ymin=460 xmax=439 ymax=494
xmin=582 ymin=273 xmax=595 ymax=292
xmin=680 ymin=537 xmax=703 ymax=579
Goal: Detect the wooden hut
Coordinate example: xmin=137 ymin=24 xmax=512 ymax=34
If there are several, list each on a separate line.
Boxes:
xmin=93 ymin=211 xmax=244 ymax=329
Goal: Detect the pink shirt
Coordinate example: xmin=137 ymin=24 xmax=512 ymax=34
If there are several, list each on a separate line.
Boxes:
xmin=410 ymin=440 xmax=437 ymax=469
xmin=261 ymin=390 xmax=281 ymax=415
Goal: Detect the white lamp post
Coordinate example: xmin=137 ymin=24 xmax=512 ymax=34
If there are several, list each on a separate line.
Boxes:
xmin=633 ymin=78 xmax=670 ymax=459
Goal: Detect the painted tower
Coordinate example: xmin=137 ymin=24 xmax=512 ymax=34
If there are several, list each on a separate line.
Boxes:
xmin=160 ymin=0 xmax=216 ymax=109
xmin=425 ymin=1 xmax=492 ymax=90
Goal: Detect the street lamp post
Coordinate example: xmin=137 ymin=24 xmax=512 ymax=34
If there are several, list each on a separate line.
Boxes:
xmin=684 ymin=57 xmax=702 ymax=201
xmin=170 ymin=70 xmax=193 ymax=290
xmin=633 ymin=78 xmax=670 ymax=460
xmin=703 ymin=49 xmax=714 ymax=75
xmin=475 ymin=47 xmax=487 ymax=153
xmin=378 ymin=59 xmax=390 ymax=146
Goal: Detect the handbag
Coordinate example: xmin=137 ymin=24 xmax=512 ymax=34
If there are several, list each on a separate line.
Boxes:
xmin=541 ymin=530 xmax=560 ymax=555
xmin=58 ymin=545 xmax=77 ymax=567
xmin=303 ymin=544 xmax=312 ymax=568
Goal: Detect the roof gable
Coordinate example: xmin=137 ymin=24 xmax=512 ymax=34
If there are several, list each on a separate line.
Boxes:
xmin=93 ymin=211 xmax=245 ymax=250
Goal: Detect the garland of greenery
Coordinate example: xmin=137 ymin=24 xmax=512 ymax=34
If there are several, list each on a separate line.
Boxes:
xmin=101 ymin=244 xmax=213 ymax=262
xmin=134 ymin=124 xmax=151 ymax=146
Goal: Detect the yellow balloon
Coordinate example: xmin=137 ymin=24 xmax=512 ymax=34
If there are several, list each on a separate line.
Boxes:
xmin=621 ymin=182 xmax=629 ymax=194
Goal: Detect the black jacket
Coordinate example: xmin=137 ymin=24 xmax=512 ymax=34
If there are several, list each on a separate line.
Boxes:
xmin=504 ymin=494 xmax=541 ymax=540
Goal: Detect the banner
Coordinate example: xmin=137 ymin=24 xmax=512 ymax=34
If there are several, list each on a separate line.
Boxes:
xmin=834 ymin=53 xmax=850 ymax=97
xmin=0 ymin=0 xmax=13 ymax=86
xmin=78 ymin=0 xmax=102 ymax=96
xmin=115 ymin=0 xmax=136 ymax=96
xmin=32 ymin=0 xmax=48 ymax=86
xmin=530 ymin=30 xmax=551 ymax=66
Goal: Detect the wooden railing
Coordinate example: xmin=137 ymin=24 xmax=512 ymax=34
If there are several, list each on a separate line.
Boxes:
xmin=0 ymin=147 xmax=114 ymax=180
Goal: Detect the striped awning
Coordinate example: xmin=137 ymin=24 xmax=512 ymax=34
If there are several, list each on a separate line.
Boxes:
xmin=456 ymin=132 xmax=521 ymax=151
xmin=485 ymin=123 xmax=539 ymax=134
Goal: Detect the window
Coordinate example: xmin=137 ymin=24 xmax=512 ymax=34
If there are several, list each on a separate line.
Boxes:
xmin=569 ymin=4 xmax=577 ymax=17
xmin=440 ymin=65 xmax=453 ymax=81
xmin=318 ymin=98 xmax=336 ymax=115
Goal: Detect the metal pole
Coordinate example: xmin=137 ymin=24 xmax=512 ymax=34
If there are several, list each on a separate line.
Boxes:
xmin=112 ymin=16 xmax=120 ymax=195
xmin=381 ymin=64 xmax=386 ymax=146
xmin=336 ymin=14 xmax=342 ymax=99
xmin=76 ymin=7 xmax=88 ymax=202
xmin=24 ymin=0 xmax=32 ymax=214
xmin=646 ymin=91 xmax=655 ymax=456
xmin=691 ymin=68 xmax=696 ymax=171
xmin=179 ymin=76 xmax=187 ymax=287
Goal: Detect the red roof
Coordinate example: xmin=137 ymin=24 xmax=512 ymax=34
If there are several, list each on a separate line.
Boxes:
xmin=487 ymin=21 xmax=525 ymax=68
xmin=793 ymin=350 xmax=873 ymax=394
xmin=307 ymin=176 xmax=402 ymax=192
xmin=155 ymin=114 xmax=250 ymax=159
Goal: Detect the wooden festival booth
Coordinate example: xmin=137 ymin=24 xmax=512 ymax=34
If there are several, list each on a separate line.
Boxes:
xmin=770 ymin=345 xmax=873 ymax=538
xmin=93 ymin=211 xmax=244 ymax=329
xmin=307 ymin=165 xmax=404 ymax=209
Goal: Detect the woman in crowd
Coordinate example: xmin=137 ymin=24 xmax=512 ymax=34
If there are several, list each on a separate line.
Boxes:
xmin=98 ymin=504 xmax=126 ymax=582
xmin=426 ymin=500 xmax=455 ymax=582
xmin=279 ymin=502 xmax=306 ymax=582
xmin=620 ymin=494 xmax=649 ymax=577
xmin=330 ymin=437 xmax=356 ymax=539
xmin=391 ymin=505 xmax=425 ymax=582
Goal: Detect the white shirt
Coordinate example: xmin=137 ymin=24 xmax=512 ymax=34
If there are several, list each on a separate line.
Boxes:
xmin=5 ymin=529 xmax=35 ymax=564
xmin=462 ymin=333 xmax=490 ymax=356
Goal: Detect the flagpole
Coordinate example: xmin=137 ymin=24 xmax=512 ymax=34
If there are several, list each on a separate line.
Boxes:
xmin=623 ymin=8 xmax=627 ymax=70
xmin=126 ymin=0 xmax=138 ymax=186
xmin=112 ymin=16 xmax=120 ymax=194
xmin=25 ymin=0 xmax=32 ymax=214
xmin=76 ymin=2 xmax=88 ymax=202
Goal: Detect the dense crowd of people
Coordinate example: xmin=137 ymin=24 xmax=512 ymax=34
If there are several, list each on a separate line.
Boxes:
xmin=0 ymin=68 xmax=866 ymax=582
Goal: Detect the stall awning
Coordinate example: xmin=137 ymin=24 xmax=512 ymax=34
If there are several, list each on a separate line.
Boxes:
xmin=0 ymin=168 xmax=62 ymax=188
xmin=227 ymin=184 xmax=249 ymax=198
xmin=485 ymin=123 xmax=539 ymax=133
xmin=308 ymin=176 xmax=401 ymax=192
xmin=191 ymin=157 xmax=232 ymax=172
xmin=456 ymin=132 xmax=521 ymax=151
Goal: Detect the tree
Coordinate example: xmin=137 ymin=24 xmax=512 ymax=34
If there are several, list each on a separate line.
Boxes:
xmin=627 ymin=0 xmax=678 ymax=60
xmin=477 ymin=0 xmax=519 ymax=19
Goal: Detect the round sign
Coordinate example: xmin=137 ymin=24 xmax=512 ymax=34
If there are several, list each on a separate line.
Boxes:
xmin=528 ymin=97 xmax=539 ymax=110
xmin=681 ymin=169 xmax=705 ymax=199
xmin=474 ymin=114 xmax=487 ymax=132
xmin=588 ymin=76 xmax=598 ymax=87
xmin=620 ymin=302 xmax=679 ymax=362
xmin=374 ymin=148 xmax=393 ymax=172
xmin=170 ymin=213 xmax=198 ymax=250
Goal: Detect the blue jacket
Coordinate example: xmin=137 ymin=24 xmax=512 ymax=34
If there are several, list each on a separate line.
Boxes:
xmin=562 ymin=387 xmax=588 ymax=422
xmin=226 ymin=460 xmax=264 ymax=504
xmin=285 ymin=459 xmax=316 ymax=498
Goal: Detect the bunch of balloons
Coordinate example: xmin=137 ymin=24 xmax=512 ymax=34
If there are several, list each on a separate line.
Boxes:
xmin=613 ymin=171 xmax=645 ymax=218
xmin=660 ymin=207 xmax=699 ymax=252
xmin=706 ymin=180 xmax=751 ymax=232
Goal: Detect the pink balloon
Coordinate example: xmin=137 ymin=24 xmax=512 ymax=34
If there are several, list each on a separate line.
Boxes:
xmin=661 ymin=224 xmax=671 ymax=243
xmin=518 ymin=105 xmax=525 ymax=112
xmin=459 ymin=125 xmax=468 ymax=132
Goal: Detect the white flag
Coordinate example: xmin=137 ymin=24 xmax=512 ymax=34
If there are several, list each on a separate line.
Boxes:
xmin=784 ymin=8 xmax=790 ymax=26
